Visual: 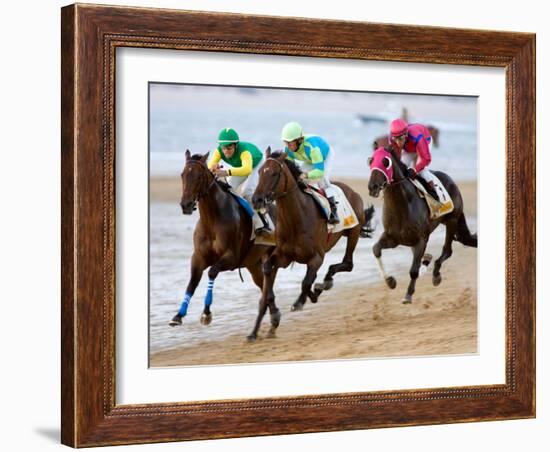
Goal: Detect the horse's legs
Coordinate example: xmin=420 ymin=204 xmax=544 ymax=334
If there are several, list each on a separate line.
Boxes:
xmin=403 ymin=239 xmax=428 ymax=304
xmin=432 ymin=219 xmax=457 ymax=286
xmin=200 ymin=252 xmax=236 ymax=325
xmin=315 ymin=229 xmax=360 ymax=295
xmin=169 ymin=253 xmax=206 ymax=326
xmin=373 ymin=232 xmax=399 ymax=289
xmin=292 ymin=254 xmax=323 ymax=311
xmin=246 ymin=260 xmax=281 ymax=337
xmin=248 ymin=253 xmax=280 ymax=341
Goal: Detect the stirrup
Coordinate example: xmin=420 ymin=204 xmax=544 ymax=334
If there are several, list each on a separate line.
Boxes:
xmin=255 ymin=226 xmax=272 ymax=235
xmin=328 ymin=213 xmax=340 ymax=225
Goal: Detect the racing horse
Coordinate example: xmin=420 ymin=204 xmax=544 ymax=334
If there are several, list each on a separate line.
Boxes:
xmin=368 ymin=146 xmax=477 ymax=304
xmin=169 ymin=151 xmax=277 ymax=339
xmin=250 ymin=148 xmax=375 ymax=341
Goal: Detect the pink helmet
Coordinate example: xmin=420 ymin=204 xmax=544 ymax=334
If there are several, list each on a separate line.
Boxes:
xmin=390 ymin=118 xmax=408 ymax=137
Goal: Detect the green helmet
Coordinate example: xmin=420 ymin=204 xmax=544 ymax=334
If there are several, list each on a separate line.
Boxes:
xmin=281 ymin=122 xmax=303 ymax=142
xmin=218 ymin=128 xmax=239 ymax=147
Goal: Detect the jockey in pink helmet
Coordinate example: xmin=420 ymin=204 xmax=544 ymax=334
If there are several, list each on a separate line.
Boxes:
xmin=389 ymin=118 xmax=441 ymax=202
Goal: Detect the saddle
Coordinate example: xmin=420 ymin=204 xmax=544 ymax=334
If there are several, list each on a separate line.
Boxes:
xmin=227 ymin=190 xmax=276 ymax=246
xmin=303 ymin=185 xmax=359 ymax=232
xmin=410 ymin=176 xmax=454 ymax=220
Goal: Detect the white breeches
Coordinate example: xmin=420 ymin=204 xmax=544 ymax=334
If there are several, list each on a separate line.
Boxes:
xmin=300 ymin=150 xmax=337 ymax=198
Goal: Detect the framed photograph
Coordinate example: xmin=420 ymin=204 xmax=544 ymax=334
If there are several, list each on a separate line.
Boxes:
xmin=61 ymin=3 xmax=535 ymax=447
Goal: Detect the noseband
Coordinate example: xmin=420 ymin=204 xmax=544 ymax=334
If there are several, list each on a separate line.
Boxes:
xmin=371 ymin=153 xmax=408 ymax=191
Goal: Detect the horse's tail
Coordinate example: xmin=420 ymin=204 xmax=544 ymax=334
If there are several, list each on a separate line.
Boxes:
xmin=455 ymin=212 xmax=477 ymax=248
xmin=360 ymin=205 xmax=376 ymax=238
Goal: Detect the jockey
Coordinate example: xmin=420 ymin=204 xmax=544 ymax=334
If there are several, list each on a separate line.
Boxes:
xmin=208 ymin=128 xmax=271 ymax=234
xmin=281 ymin=121 xmax=340 ymax=224
xmin=389 ymin=118 xmax=441 ymax=202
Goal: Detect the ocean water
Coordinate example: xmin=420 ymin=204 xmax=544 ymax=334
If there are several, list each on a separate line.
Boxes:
xmin=149 ymin=84 xmax=478 ymax=181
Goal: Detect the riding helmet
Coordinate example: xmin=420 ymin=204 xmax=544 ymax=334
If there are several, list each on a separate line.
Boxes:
xmin=281 ymin=122 xmax=303 ymax=142
xmin=390 ymin=118 xmax=408 ymax=137
xmin=218 ymin=128 xmax=240 ymax=146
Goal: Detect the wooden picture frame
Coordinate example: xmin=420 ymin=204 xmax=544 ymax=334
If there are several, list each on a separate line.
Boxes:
xmin=61 ymin=3 xmax=535 ymax=447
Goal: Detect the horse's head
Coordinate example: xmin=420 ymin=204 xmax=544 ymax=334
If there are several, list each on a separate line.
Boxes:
xmin=368 ymin=147 xmax=395 ymax=198
xmin=179 ymin=150 xmax=211 ymax=214
xmin=252 ymin=147 xmax=295 ymax=209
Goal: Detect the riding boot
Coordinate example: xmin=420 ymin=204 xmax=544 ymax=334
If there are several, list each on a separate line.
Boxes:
xmin=255 ymin=211 xmax=272 ymax=235
xmin=327 ymin=196 xmax=340 ymax=225
xmin=424 ymin=180 xmax=440 ymax=202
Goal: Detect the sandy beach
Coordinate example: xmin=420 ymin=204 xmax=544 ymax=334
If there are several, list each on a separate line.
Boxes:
xmin=149 ymin=176 xmax=478 ymax=367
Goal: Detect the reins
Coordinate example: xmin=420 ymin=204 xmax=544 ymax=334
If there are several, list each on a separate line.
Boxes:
xmin=185 ymin=159 xmax=217 ymax=199
xmin=265 ymin=158 xmax=299 ymax=200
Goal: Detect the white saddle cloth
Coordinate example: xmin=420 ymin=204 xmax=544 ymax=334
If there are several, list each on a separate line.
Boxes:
xmin=411 ymin=174 xmax=454 ymax=219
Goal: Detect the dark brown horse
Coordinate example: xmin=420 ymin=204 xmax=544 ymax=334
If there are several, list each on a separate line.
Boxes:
xmin=372 ymin=125 xmax=440 ymax=151
xmin=250 ymin=149 xmax=375 ymax=340
xmin=368 ymin=146 xmax=477 ymax=303
xmin=169 ymin=151 xmax=276 ymax=339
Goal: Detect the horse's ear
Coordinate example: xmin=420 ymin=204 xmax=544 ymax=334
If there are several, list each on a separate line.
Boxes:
xmin=265 ymin=146 xmax=271 ymax=158
xmin=201 ymin=151 xmax=210 ymax=163
xmin=185 ymin=149 xmax=191 ymax=161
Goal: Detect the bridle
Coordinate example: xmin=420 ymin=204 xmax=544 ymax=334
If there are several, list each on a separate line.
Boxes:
xmin=370 ymin=151 xmax=408 ymax=192
xmin=182 ymin=159 xmax=217 ymax=206
xmin=262 ymin=158 xmax=299 ymax=202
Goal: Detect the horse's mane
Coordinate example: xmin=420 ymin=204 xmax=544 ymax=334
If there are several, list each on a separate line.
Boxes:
xmin=270 ymin=151 xmax=304 ymax=184
xmin=383 ymin=146 xmax=409 ymax=177
xmin=188 ymin=153 xmax=232 ymax=192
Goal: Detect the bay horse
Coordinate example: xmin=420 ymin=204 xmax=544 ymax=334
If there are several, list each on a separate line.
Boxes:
xmin=250 ymin=148 xmax=375 ymax=341
xmin=372 ymin=125 xmax=440 ymax=151
xmin=368 ymin=146 xmax=477 ymax=304
xmin=169 ymin=151 xmax=277 ymax=339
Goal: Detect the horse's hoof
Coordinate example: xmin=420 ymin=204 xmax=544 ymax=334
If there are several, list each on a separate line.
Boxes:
xmin=270 ymin=310 xmax=281 ymax=328
xmin=200 ymin=313 xmax=212 ymax=326
xmin=433 ymin=274 xmax=442 ymax=286
xmin=309 ymin=293 xmax=319 ymax=304
xmin=291 ymin=302 xmax=304 ymax=312
xmin=317 ymin=279 xmax=334 ymax=291
xmin=267 ymin=328 xmax=277 ymax=338
xmin=385 ymin=276 xmax=397 ymax=289
xmin=246 ymin=334 xmax=257 ymax=342
xmin=402 ymin=295 xmax=413 ymax=304
xmin=422 ymin=254 xmax=433 ymax=267
xmin=169 ymin=315 xmax=182 ymax=327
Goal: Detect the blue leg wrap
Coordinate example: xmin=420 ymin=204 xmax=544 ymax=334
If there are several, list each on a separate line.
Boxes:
xmin=178 ymin=292 xmax=193 ymax=317
xmin=204 ymin=279 xmax=215 ymax=307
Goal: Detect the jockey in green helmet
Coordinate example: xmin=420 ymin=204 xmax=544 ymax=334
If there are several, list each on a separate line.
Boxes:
xmin=208 ymin=128 xmax=271 ymax=234
xmin=281 ymin=122 xmax=340 ymax=224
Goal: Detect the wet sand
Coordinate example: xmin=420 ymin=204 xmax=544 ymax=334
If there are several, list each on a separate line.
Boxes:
xmin=149 ymin=176 xmax=477 ymax=367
